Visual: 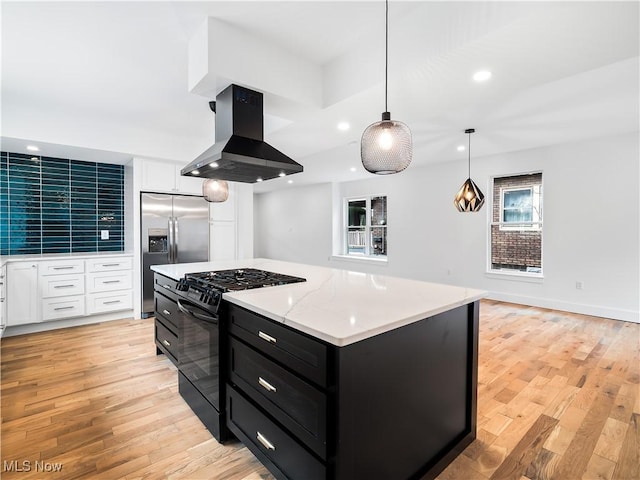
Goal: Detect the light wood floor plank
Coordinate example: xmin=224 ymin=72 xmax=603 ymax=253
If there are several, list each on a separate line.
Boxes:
xmin=1 ymin=301 xmax=638 ymax=479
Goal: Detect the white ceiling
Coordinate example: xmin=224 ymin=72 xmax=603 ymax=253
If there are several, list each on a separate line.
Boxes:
xmin=1 ymin=1 xmax=638 ymax=193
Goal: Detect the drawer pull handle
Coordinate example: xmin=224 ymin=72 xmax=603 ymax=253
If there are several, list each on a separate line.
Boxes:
xmin=162 ymin=284 xmax=172 ymax=289
xmin=258 ymin=331 xmax=277 ymax=344
xmin=162 ymin=339 xmax=171 ymax=347
xmin=53 ymin=266 xmax=75 ymax=270
xmin=256 ymin=431 xmax=275 ymax=451
xmin=103 ymin=280 xmax=121 ymax=284
xmin=101 ymin=263 xmax=120 ymax=267
xmin=54 ymin=284 xmax=76 ymax=289
xmin=104 ymin=300 xmax=121 ymax=305
xmin=54 ymin=306 xmax=75 ymax=311
xmin=258 ymin=377 xmax=277 ymax=393
xmin=162 ymin=309 xmax=171 ymax=316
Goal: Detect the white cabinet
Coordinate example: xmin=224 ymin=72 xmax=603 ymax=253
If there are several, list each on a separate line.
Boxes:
xmin=4 ymin=254 xmax=134 ymax=327
xmin=210 ymin=222 xmax=237 ymax=261
xmin=86 ymin=256 xmax=133 ymax=314
xmin=209 ymin=182 xmax=237 ymax=260
xmin=141 ymin=159 xmax=203 ymax=195
xmin=209 ymin=182 xmax=237 ymax=221
xmin=0 ymin=265 xmax=6 ymax=333
xmin=40 ymin=259 xmax=86 ymax=321
xmin=7 ymin=262 xmax=40 ymax=325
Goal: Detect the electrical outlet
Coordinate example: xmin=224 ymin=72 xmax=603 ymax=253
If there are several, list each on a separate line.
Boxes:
xmin=575 ymin=281 xmax=584 ymax=290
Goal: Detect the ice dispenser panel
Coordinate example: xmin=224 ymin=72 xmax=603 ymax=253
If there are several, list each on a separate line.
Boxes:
xmin=148 ymin=228 xmax=168 ymax=253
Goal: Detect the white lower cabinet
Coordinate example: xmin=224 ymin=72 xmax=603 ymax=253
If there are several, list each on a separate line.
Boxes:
xmin=7 ymin=262 xmax=40 ymax=325
xmin=87 ymin=291 xmax=133 ymax=314
xmin=42 ymin=296 xmax=86 ymax=321
xmin=86 ymin=258 xmax=133 ymax=314
xmin=5 ymin=254 xmax=133 ymax=328
xmin=86 ymin=271 xmax=132 ymax=293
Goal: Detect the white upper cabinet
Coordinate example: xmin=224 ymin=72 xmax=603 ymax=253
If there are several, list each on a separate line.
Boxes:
xmin=141 ymin=159 xmax=203 ymax=195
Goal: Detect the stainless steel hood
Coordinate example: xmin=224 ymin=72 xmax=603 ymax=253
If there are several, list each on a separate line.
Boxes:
xmin=181 ymin=84 xmax=302 ymax=183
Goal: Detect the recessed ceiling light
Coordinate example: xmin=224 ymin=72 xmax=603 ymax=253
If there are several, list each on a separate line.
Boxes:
xmin=209 ymin=162 xmax=219 ymax=168
xmin=26 ymin=145 xmax=39 ymax=151
xmin=31 ymin=157 xmax=38 ymax=161
xmin=337 ymin=122 xmax=350 ymax=131
xmin=473 ymin=70 xmax=492 ymax=82
xmin=350 ymin=167 xmax=357 ymax=172
xmin=457 ymin=145 xmax=465 ymax=151
xmin=191 ymin=169 xmax=200 ymax=175
xmin=278 ymin=172 xmax=286 ymax=177
xmin=256 ymin=177 xmax=263 ymax=182
xmin=287 ymin=180 xmax=293 ymax=184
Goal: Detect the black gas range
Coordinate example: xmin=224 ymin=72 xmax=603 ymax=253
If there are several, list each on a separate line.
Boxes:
xmin=166 ymin=267 xmax=306 ymax=443
xmin=176 ymin=268 xmax=307 ymax=313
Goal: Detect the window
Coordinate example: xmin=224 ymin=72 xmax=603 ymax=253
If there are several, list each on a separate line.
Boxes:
xmin=500 ymin=186 xmax=542 ymax=231
xmin=345 ymin=195 xmax=387 ymax=257
xmin=490 ymin=173 xmax=542 ymax=274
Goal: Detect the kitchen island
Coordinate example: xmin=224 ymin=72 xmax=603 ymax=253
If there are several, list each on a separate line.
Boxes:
xmin=152 ymin=259 xmax=485 ymax=480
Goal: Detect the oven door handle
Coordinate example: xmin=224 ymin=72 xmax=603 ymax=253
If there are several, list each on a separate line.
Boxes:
xmin=176 ymin=299 xmax=218 ymax=324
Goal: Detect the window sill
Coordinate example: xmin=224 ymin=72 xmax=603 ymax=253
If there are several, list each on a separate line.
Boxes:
xmin=485 ymin=270 xmax=544 ymax=283
xmin=331 ymin=254 xmax=388 ymax=265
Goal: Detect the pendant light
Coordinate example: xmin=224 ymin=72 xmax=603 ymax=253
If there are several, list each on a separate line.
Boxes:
xmin=361 ymin=0 xmax=412 ymax=174
xmin=454 ymin=128 xmax=485 ymax=212
xmin=203 ymin=179 xmax=229 ymax=203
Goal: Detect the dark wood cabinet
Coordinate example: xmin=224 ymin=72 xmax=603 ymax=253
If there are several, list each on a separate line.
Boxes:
xmin=225 ymin=301 xmax=479 ymax=480
xmin=153 ymin=273 xmax=180 ymax=366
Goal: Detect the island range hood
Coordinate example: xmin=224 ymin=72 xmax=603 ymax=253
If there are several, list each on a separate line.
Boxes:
xmin=181 ymin=84 xmax=303 ymax=183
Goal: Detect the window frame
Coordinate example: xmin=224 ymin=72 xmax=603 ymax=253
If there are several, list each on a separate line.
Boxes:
xmin=488 ymin=172 xmax=544 ymax=277
xmin=344 ymin=194 xmax=387 ymax=258
xmin=499 ymin=185 xmax=542 ymax=232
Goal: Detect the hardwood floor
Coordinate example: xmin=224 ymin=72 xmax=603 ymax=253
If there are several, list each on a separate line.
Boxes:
xmin=1 ymin=300 xmax=638 ymax=479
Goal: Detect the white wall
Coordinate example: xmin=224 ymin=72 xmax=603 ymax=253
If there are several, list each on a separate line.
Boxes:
xmin=255 ymin=182 xmax=333 ymax=265
xmin=254 ymin=132 xmax=640 ymax=323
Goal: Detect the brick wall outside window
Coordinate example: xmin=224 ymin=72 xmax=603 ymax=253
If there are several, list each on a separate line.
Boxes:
xmin=491 ymin=173 xmax=542 ymax=271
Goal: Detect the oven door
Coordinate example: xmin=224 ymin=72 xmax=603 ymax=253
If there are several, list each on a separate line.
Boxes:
xmin=177 ymin=298 xmax=220 ymax=410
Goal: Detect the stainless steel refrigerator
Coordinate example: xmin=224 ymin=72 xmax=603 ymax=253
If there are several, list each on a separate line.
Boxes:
xmin=141 ymin=193 xmax=209 ymax=316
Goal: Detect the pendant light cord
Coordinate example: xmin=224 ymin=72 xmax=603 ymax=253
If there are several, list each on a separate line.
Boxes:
xmin=468 ymin=131 xmax=471 ymax=178
xmin=385 ymin=0 xmax=389 ymax=113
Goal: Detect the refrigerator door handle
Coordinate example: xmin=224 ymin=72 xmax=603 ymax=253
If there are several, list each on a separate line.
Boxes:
xmin=173 ymin=217 xmax=179 ymax=263
xmin=167 ymin=218 xmax=174 ymax=263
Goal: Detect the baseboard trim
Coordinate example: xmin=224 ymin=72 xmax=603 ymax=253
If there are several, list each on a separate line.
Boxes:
xmin=486 ymin=292 xmax=639 ymax=324
xmin=3 ymin=310 xmax=136 ymax=337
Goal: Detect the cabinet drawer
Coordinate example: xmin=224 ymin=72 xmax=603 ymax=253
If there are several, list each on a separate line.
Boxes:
xmin=42 ymin=296 xmax=85 ymax=321
xmin=156 ymin=319 xmax=178 ymax=364
xmin=154 ymin=274 xmax=179 ymax=295
xmin=87 ymin=291 xmax=132 ymax=314
xmin=155 ymin=292 xmax=179 ymax=331
xmin=228 ymin=304 xmax=328 ymax=387
xmin=86 ymin=257 xmax=132 ymax=272
xmin=229 ymin=337 xmax=327 ymax=459
xmin=39 ymin=259 xmax=84 ymax=275
xmin=86 ymin=271 xmax=132 ymax=293
xmin=227 ymin=386 xmax=325 ymax=480
xmin=41 ymin=274 xmax=85 ymax=298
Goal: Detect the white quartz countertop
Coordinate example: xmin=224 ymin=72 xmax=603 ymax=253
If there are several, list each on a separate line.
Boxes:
xmin=151 ymin=259 xmax=486 ymax=347
xmin=0 ymin=251 xmax=133 ymax=267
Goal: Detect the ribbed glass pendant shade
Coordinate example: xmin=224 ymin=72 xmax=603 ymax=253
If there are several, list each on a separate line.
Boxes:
xmin=361 ymin=114 xmax=412 ymax=174
xmin=454 ymin=178 xmax=485 ymax=212
xmin=202 ymin=179 xmax=229 ymax=203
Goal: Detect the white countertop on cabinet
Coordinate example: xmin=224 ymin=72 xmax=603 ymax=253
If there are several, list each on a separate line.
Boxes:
xmin=0 ymin=252 xmax=133 ymax=267
xmin=151 ymin=259 xmax=485 ymax=346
